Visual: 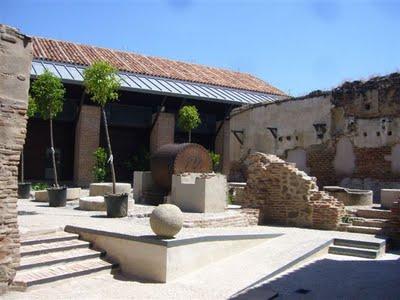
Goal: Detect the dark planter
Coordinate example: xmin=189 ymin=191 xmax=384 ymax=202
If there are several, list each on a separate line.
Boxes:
xmin=105 ymin=193 xmax=128 ymax=218
xmin=18 ymin=182 xmax=31 ymax=199
xmin=47 ymin=186 xmax=67 ymax=207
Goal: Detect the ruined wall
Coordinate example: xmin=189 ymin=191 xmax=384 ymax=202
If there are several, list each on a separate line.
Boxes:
xmin=0 ymin=25 xmax=32 ymax=293
xmin=236 ymin=153 xmax=344 ymax=229
xmin=228 ymin=73 xmax=400 ymax=200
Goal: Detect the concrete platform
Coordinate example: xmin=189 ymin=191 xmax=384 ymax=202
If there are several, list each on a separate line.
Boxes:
xmin=65 ymin=225 xmax=281 ymax=282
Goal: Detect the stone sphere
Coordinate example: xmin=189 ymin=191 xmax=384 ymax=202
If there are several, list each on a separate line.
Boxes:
xmin=150 ymin=204 xmax=183 ymax=238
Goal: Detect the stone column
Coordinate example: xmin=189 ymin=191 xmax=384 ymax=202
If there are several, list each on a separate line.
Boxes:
xmin=0 ymin=24 xmax=32 ymax=294
xmin=73 ymin=105 xmax=101 ymax=187
xmin=150 ymin=112 xmax=175 ymax=153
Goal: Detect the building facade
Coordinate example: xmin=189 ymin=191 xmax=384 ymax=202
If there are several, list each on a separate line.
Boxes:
xmin=27 ymin=37 xmax=286 ymax=186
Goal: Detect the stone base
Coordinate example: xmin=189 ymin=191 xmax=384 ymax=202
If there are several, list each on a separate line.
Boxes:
xmin=34 ymin=188 xmax=82 ymax=202
xmin=380 ymin=189 xmax=400 ymax=209
xmin=89 ymin=183 xmax=131 ymax=197
xmin=170 ymin=173 xmax=227 ymax=213
xmin=324 ymin=186 xmax=373 ymax=206
xmin=79 ymin=196 xmax=134 ymax=211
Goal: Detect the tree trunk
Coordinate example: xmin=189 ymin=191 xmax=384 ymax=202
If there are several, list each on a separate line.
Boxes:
xmin=49 ymin=118 xmax=59 ymax=187
xmin=101 ymin=107 xmax=116 ymax=194
xmin=188 ymin=130 xmax=191 ymax=143
xmin=20 ymin=151 xmax=24 ymax=183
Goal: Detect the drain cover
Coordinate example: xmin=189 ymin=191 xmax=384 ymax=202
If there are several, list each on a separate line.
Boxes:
xmin=295 ymin=288 xmax=311 ymax=294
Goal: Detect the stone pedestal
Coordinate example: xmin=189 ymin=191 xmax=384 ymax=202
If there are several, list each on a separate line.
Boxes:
xmin=79 ymin=196 xmax=134 ymax=211
xmin=89 ymin=182 xmax=131 ymax=196
xmin=133 ymin=171 xmax=155 ymax=202
xmin=170 ymin=173 xmax=227 ymax=213
xmin=34 ymin=188 xmax=81 ymax=202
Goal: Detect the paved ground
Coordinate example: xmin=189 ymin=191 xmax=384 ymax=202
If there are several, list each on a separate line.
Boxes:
xmin=7 ymin=199 xmax=400 ymax=299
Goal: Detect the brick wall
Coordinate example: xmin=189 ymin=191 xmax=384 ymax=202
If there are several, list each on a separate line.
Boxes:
xmin=0 ymin=25 xmax=32 ymax=294
xmin=74 ymin=105 xmax=100 ymax=186
xmin=236 ymin=152 xmax=344 ymax=230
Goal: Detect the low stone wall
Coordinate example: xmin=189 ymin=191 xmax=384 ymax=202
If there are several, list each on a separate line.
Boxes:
xmin=183 ymin=209 xmax=259 ymax=228
xmin=236 ymin=152 xmax=345 ymax=230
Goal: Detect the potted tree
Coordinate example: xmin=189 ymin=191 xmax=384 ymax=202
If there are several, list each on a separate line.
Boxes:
xmin=30 ymin=70 xmax=66 ymax=207
xmin=83 ymin=61 xmax=126 ymax=218
xmin=177 ymin=105 xmax=201 ymax=143
xmin=18 ymin=97 xmax=37 ymax=199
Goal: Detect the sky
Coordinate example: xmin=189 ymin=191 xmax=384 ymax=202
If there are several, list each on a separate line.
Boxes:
xmin=1 ymin=0 xmax=400 ymax=96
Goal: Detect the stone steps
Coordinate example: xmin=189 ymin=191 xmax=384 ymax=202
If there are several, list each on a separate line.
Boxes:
xmin=14 ymin=231 xmax=116 ymax=290
xmin=328 ymin=238 xmax=385 ymax=259
xmin=14 ymin=258 xmax=116 ymax=289
xmin=329 ymin=245 xmax=379 ymax=259
xmin=352 ymin=218 xmax=389 ymax=228
xmin=346 ymin=225 xmax=383 ymax=235
xmin=18 ymin=248 xmax=105 ymax=270
xmin=355 ymin=208 xmax=392 ymax=219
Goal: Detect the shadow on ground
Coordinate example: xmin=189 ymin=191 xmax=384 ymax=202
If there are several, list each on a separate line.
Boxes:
xmin=231 ymin=256 xmax=400 ymax=300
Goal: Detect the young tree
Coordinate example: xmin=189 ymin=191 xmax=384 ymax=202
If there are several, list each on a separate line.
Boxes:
xmin=83 ymin=61 xmax=120 ymax=194
xmin=30 ymin=70 xmax=65 ymax=187
xmin=177 ymin=105 xmax=201 ymax=143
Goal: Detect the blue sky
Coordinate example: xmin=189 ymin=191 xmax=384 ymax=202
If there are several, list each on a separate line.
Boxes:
xmin=1 ymin=0 xmax=400 ymax=96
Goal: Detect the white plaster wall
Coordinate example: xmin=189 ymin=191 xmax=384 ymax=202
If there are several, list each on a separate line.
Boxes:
xmin=333 ymin=137 xmax=355 ymax=176
xmin=229 ymin=96 xmax=333 ymax=161
xmin=287 ymin=148 xmax=310 ymax=173
xmin=352 ymin=117 xmax=400 ymax=148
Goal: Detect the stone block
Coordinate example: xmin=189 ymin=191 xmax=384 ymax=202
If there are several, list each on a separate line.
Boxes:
xmin=170 ymin=173 xmax=227 ymax=213
xmin=381 ymin=189 xmax=400 ymax=209
xmin=89 ymin=183 xmax=131 ymax=196
xmin=133 ymin=171 xmax=156 ymax=202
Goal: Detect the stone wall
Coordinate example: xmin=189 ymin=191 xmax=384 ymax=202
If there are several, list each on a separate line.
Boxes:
xmin=227 ymin=73 xmax=400 ymax=201
xmin=236 ymin=152 xmax=344 ymax=230
xmin=0 ymin=25 xmax=32 ymax=294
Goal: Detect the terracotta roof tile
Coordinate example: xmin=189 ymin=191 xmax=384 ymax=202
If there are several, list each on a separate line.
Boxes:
xmin=32 ymin=36 xmax=285 ymax=95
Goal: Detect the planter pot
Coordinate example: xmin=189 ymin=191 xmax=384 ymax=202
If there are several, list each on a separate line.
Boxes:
xmin=18 ymin=182 xmax=31 ymax=199
xmin=105 ymin=193 xmax=128 ymax=218
xmin=47 ymin=186 xmax=67 ymax=207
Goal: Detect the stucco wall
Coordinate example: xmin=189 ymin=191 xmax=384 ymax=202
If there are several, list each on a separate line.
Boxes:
xmin=227 ymin=73 xmax=400 ymax=200
xmin=0 ymin=24 xmax=32 ymax=294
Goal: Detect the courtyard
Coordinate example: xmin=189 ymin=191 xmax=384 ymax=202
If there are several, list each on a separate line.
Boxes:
xmin=3 ymin=197 xmax=399 ymax=299
xmin=2 ymin=1 xmax=400 ymax=299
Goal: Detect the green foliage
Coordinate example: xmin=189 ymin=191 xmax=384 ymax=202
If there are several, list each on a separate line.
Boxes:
xmin=83 ymin=61 xmax=120 ymax=107
xmin=177 ymin=105 xmax=201 ymax=133
xmin=125 ymin=146 xmax=151 ymax=172
xmin=341 ymin=215 xmax=353 ymax=224
xmin=227 ymin=193 xmax=234 ymax=205
xmin=32 ymin=182 xmax=49 ymax=191
xmin=30 ymin=70 xmax=65 ymax=120
xmin=27 ymin=96 xmax=38 ymax=118
xmin=209 ymin=151 xmax=221 ymax=172
xmin=93 ymin=147 xmax=108 ymax=182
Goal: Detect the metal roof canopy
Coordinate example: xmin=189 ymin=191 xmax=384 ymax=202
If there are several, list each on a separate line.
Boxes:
xmin=31 ymin=60 xmax=282 ymax=105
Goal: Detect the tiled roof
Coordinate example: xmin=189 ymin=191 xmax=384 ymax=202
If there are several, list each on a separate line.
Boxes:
xmin=32 ymin=37 xmax=285 ymax=96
